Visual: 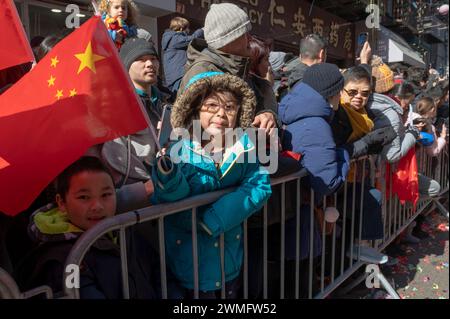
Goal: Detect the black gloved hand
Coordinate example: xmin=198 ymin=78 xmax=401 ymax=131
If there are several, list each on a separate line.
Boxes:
xmin=405 ymin=124 xmax=421 ymax=139
xmin=342 ymin=127 xmax=396 ymax=159
xmin=361 ymin=127 xmax=396 ymax=146
xmin=342 ymin=139 xmax=368 ymax=159
xmin=367 ymin=143 xmax=384 ymax=155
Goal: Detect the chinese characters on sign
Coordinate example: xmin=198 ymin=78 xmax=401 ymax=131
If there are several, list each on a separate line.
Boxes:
xmin=329 ymin=22 xmax=339 ymax=48
xmin=178 ymin=0 xmax=353 ymax=59
xmin=343 ymin=28 xmax=352 ymax=52
xmin=312 ymin=18 xmax=324 ymax=37
xmin=268 ymin=0 xmax=286 ymax=27
xmin=292 ymin=7 xmax=306 ymax=37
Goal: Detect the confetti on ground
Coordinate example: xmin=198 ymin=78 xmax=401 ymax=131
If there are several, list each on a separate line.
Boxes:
xmin=344 ymin=211 xmax=448 ymax=299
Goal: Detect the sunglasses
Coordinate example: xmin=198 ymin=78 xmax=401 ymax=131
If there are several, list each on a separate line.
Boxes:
xmin=343 ymin=88 xmax=371 ymax=98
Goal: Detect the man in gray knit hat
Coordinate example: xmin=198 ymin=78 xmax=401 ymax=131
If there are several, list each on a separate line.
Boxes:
xmin=179 ymin=3 xmax=278 ymax=135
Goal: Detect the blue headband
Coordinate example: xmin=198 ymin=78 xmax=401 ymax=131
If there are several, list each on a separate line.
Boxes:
xmin=184 ymin=71 xmax=224 ymax=92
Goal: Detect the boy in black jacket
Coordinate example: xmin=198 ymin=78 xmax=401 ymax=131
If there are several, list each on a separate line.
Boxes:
xmin=17 ymin=156 xmax=160 ymax=299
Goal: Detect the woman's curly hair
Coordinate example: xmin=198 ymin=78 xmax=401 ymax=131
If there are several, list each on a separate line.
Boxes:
xmin=98 ymin=0 xmax=139 ymax=25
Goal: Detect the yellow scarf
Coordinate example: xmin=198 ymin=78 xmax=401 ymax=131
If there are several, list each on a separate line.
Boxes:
xmin=340 ymin=99 xmax=374 ymax=183
xmin=340 ymin=98 xmax=374 ymax=143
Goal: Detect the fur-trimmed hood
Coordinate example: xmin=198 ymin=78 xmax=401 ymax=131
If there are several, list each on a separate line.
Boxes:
xmin=171 ymin=72 xmax=256 ymax=129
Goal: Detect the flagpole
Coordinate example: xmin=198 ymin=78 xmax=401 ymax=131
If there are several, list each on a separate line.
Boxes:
xmin=0 ymin=0 xmax=36 ymax=71
xmin=91 ymin=0 xmax=100 ymax=16
xmin=91 ymin=2 xmax=161 ymax=152
xmin=91 ymin=9 xmax=161 ymax=151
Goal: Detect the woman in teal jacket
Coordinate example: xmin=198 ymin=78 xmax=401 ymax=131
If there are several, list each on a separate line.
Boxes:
xmin=151 ymin=72 xmax=272 ymax=297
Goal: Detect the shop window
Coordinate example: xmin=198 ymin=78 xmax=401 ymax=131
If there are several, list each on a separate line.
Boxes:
xmin=28 ymin=4 xmax=90 ymax=39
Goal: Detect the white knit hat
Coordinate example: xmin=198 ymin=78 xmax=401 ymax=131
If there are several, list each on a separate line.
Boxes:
xmin=204 ymin=3 xmax=252 ymax=49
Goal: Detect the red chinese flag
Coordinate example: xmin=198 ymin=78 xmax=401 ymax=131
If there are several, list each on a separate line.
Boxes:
xmin=0 ymin=16 xmax=149 ymax=216
xmin=385 ymin=148 xmax=419 ymax=207
xmin=0 ymin=0 xmax=34 ymax=71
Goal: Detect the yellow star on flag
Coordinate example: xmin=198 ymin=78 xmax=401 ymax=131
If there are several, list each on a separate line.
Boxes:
xmin=69 ymin=89 xmax=77 ymax=97
xmin=0 ymin=156 xmax=10 ymax=170
xmin=55 ymin=90 xmax=64 ymax=100
xmin=47 ymin=75 xmax=56 ymax=87
xmin=75 ymin=42 xmax=106 ymax=74
xmin=51 ymin=56 xmax=59 ymax=68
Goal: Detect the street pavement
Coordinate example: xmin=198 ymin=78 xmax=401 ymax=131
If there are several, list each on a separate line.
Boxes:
xmin=334 ymin=208 xmax=449 ymax=299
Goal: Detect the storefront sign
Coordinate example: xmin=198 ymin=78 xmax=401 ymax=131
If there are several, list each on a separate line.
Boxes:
xmin=176 ymin=0 xmax=354 ymax=60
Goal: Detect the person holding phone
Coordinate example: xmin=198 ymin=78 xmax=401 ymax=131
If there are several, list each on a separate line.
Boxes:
xmin=356 ymin=32 xmax=368 ymax=56
xmin=356 ymin=33 xmax=373 ymax=75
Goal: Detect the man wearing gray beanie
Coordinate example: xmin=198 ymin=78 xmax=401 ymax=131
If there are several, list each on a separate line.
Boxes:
xmin=179 ymin=3 xmax=278 ymax=135
xmin=203 ymin=3 xmax=251 ymax=50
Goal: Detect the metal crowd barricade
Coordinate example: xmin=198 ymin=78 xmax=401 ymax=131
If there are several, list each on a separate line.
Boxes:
xmin=0 ymin=267 xmax=53 ymax=299
xmin=432 ymin=149 xmax=449 ymax=219
xmin=49 ymin=149 xmax=448 ymax=299
xmin=62 ymin=169 xmax=307 ymax=299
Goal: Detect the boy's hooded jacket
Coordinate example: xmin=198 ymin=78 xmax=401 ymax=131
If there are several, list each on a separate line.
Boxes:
xmin=279 ymin=82 xmax=350 ymax=196
xmin=16 ymin=205 xmax=160 ymax=299
xmin=162 ymin=28 xmax=204 ymax=91
xmin=151 ymin=73 xmax=272 ymax=291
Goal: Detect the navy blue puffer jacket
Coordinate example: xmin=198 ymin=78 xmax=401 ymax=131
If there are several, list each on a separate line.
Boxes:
xmin=279 ymin=83 xmax=350 ymax=196
xmin=162 ymin=29 xmax=204 ymax=91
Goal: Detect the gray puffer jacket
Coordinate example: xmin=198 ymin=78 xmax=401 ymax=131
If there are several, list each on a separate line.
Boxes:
xmin=366 ymin=93 xmax=417 ymax=163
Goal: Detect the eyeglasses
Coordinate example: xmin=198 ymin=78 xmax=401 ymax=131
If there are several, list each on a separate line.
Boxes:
xmin=200 ymin=102 xmax=239 ymax=115
xmin=343 ymin=88 xmax=371 ymax=98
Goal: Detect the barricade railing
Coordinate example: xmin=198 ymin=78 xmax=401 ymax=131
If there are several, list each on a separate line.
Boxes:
xmin=60 ymin=150 xmax=447 ymax=299
xmin=2 ymin=149 xmax=446 ymax=299
xmin=0 ymin=267 xmax=53 ymax=299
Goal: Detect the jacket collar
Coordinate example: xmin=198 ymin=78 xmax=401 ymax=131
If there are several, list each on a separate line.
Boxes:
xmin=29 ymin=204 xmax=119 ymax=252
xmin=135 ymin=86 xmax=159 ymax=105
xmin=182 ymin=132 xmax=256 ymax=179
xmin=187 ymin=38 xmax=251 ymax=78
xmin=367 ymin=93 xmax=404 ymax=115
